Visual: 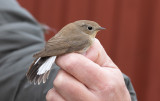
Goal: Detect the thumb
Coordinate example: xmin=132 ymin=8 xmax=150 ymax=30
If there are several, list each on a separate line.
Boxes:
xmin=85 ymin=38 xmax=117 ymax=68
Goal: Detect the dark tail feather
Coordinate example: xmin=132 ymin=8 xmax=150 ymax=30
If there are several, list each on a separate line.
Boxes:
xmin=26 ymin=57 xmax=51 ymax=85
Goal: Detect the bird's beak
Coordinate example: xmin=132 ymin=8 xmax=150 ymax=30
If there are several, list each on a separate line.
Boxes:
xmin=96 ymin=27 xmax=106 ymax=30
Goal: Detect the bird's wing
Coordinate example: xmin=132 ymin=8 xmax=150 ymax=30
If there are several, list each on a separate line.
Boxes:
xmin=33 ymin=32 xmax=91 ymax=58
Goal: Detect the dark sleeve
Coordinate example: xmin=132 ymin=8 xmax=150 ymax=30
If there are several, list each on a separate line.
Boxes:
xmin=123 ymin=74 xmax=138 ymax=101
xmin=0 ymin=0 xmax=59 ymax=101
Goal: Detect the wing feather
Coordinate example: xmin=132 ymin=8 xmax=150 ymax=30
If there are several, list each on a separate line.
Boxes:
xmin=34 ymin=24 xmax=91 ymax=58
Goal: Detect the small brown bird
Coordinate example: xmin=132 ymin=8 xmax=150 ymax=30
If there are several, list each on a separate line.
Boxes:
xmin=26 ymin=20 xmax=105 ymax=85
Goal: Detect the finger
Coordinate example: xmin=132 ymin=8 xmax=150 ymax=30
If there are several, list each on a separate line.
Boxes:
xmin=53 ymin=69 xmax=96 ymax=101
xmin=56 ymin=53 xmax=108 ymax=90
xmin=85 ymin=38 xmax=117 ymax=68
xmin=46 ymin=88 xmax=65 ymax=101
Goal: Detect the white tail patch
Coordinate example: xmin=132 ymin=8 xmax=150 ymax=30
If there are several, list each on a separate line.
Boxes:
xmin=37 ymin=56 xmax=56 ymax=75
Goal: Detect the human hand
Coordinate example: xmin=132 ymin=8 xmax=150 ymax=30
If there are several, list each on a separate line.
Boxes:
xmin=46 ymin=39 xmax=131 ymax=101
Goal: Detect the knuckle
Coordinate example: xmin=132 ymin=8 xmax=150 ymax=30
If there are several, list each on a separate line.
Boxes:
xmin=105 ymin=83 xmax=115 ymax=92
xmin=62 ymin=54 xmax=79 ymax=70
xmin=53 ymin=70 xmax=65 ymax=88
xmin=97 ymin=80 xmax=116 ymax=93
xmin=46 ymin=89 xmax=54 ymax=101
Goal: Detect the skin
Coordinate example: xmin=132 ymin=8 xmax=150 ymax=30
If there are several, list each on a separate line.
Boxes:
xmin=46 ymin=39 xmax=131 ymax=101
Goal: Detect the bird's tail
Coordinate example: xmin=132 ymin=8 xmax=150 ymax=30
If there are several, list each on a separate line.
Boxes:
xmin=26 ymin=56 xmax=56 ymax=85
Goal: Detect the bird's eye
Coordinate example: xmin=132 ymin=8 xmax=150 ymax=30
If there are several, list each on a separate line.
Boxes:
xmin=87 ymin=26 xmax=93 ymax=30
